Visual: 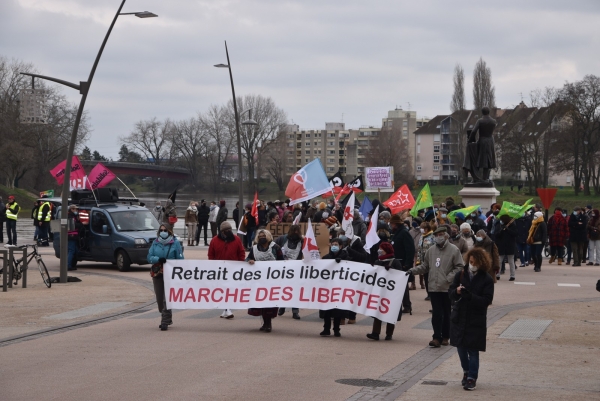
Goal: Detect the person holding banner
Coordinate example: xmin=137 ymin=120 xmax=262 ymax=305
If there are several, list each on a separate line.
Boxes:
xmin=208 ymin=221 xmax=245 ymax=319
xmin=366 ymin=242 xmax=404 ymax=341
xmin=275 ymin=225 xmax=304 ymax=319
xmin=247 ymin=229 xmax=284 ymax=332
xmin=147 ymin=224 xmax=184 ymax=331
xmin=320 ymin=237 xmax=350 ymax=337
xmin=389 ymin=214 xmax=415 ymax=315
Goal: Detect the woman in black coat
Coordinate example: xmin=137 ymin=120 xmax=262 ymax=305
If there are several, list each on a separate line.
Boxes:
xmin=449 ymin=247 xmax=495 ymax=391
xmin=494 ymin=215 xmax=518 ymax=280
xmin=320 ymin=237 xmax=350 ymax=337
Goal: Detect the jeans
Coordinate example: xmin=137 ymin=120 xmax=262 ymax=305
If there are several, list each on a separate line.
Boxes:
xmin=429 ymin=292 xmax=451 ymax=341
xmin=550 ymin=245 xmax=565 ymax=259
xmin=457 ymin=347 xmax=480 ymax=380
xmin=152 ymin=276 xmax=172 ymax=325
xmin=38 ymin=222 xmax=50 ymax=245
xmin=499 ymin=254 xmax=515 ymax=277
xmin=531 ymin=243 xmax=544 ymax=270
xmin=516 ymin=243 xmax=530 ymax=265
xmin=588 ymin=240 xmax=600 ymax=264
xmin=571 ymin=241 xmax=586 ymax=265
xmin=67 ymin=239 xmax=78 ymax=269
xmin=6 ymin=219 xmax=17 ymax=245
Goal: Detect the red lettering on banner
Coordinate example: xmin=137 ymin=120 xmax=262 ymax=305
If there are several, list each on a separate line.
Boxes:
xmin=299 ymin=287 xmax=310 ymax=302
xmin=269 ymin=287 xmax=281 ymax=301
xmin=184 ymin=288 xmax=196 ymax=302
xmin=342 ymin=288 xmax=355 ymax=303
xmin=211 ymin=288 xmax=224 ymax=302
xmin=356 ymin=290 xmax=368 ymax=306
xmin=169 ymin=288 xmax=183 ymax=302
xmin=318 ymin=288 xmax=329 ymax=303
xmin=240 ymin=288 xmax=251 ymax=302
xmin=256 ymin=288 xmax=268 ymax=301
xmin=198 ymin=288 xmax=210 ymax=302
xmin=367 ymin=294 xmax=379 ymax=310
xmin=331 ymin=287 xmax=341 ymax=302
xmin=282 ymin=287 xmax=293 ymax=301
xmin=225 ymin=288 xmax=239 ymax=302
xmin=379 ymin=298 xmax=390 ymax=314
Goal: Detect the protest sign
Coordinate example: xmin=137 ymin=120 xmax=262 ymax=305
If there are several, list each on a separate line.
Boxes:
xmin=164 ymin=259 xmax=408 ymax=325
xmin=267 ymin=222 xmax=330 ymax=255
xmin=365 ymin=167 xmax=394 ymax=192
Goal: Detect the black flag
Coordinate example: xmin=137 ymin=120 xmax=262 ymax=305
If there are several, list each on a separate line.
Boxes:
xmin=167 ymin=189 xmax=177 ymax=203
xmin=329 ymin=171 xmax=344 ymax=191
xmin=347 ymin=175 xmax=364 ymax=193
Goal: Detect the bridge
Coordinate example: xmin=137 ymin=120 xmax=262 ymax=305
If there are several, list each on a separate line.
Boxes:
xmin=80 ymin=161 xmax=191 ymax=180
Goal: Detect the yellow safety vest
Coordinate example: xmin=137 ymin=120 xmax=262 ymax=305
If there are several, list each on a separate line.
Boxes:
xmin=37 ymin=202 xmax=51 ymax=222
xmin=6 ymin=202 xmax=19 ymax=220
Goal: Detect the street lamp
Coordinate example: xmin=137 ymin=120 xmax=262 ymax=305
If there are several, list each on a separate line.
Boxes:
xmin=215 ymin=42 xmax=257 ymax=235
xmin=20 ymin=0 xmax=156 ymax=283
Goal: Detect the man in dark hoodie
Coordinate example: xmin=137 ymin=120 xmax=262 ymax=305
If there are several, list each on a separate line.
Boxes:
xmin=195 ymin=200 xmax=210 ymax=246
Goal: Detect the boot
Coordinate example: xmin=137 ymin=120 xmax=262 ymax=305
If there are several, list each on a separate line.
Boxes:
xmin=558 ymin=258 xmax=563 ymax=266
xmin=419 ymin=275 xmax=425 ymax=289
xmin=549 ymin=255 xmax=556 ymax=264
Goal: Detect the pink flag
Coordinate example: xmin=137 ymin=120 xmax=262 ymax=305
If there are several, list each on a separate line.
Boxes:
xmin=49 ymin=156 xmax=85 ymax=185
xmin=86 ymin=163 xmax=116 ymax=190
xmin=302 ymin=219 xmax=321 ymax=261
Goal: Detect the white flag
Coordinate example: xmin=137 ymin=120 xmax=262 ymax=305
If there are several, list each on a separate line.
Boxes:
xmin=302 ymin=218 xmax=321 ymax=261
xmin=363 ymin=205 xmax=380 ymax=252
xmin=341 ymin=192 xmax=355 ymax=238
xmin=293 ymin=211 xmax=302 ymax=225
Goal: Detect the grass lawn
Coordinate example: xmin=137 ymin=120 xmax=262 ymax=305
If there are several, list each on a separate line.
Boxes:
xmin=0 ymin=184 xmax=38 ymax=216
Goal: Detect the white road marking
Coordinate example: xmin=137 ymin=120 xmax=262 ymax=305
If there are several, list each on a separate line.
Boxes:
xmin=514 ymin=282 xmax=536 ymax=285
xmin=557 ymin=283 xmax=581 ymax=287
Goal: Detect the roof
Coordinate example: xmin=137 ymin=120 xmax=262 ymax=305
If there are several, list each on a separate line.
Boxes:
xmin=413 ymin=115 xmax=449 ymax=135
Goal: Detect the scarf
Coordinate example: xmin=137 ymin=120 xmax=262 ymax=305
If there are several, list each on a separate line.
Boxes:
xmin=187 ymin=206 xmax=197 ymax=213
xmin=527 ymin=215 xmax=544 ymax=243
xmin=157 ymin=235 xmax=174 ymax=245
xmin=378 ymin=254 xmax=395 ymax=261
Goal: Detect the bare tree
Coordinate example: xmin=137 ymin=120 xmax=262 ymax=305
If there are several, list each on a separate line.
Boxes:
xmin=120 ymin=118 xmax=172 ymax=165
xmin=264 ymin=130 xmax=289 ymax=191
xmin=450 ymin=64 xmax=466 ymax=113
xmin=364 ymin=127 xmax=413 ymax=185
xmin=472 ymin=57 xmax=496 ymax=111
xmin=169 ymin=115 xmax=207 ymax=187
xmin=200 ymin=104 xmax=236 ymax=191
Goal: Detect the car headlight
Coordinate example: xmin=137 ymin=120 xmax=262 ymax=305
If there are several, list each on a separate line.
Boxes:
xmin=134 ymin=238 xmax=148 ymax=248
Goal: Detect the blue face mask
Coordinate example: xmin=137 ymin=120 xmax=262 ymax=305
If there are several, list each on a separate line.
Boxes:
xmin=379 ymin=220 xmax=385 ymax=225
xmin=339 ymin=235 xmax=347 ymax=242
xmin=331 ymin=245 xmax=340 ymax=253
xmin=159 ymin=231 xmax=169 ymax=239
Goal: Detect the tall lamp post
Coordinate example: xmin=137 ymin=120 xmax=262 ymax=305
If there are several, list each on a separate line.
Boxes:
xmin=20 ymin=1 xmax=156 ymax=283
xmin=215 ymin=41 xmax=258 ymax=235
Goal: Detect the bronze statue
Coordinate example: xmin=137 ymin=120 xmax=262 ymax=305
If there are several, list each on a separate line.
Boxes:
xmin=463 ymin=107 xmax=497 ymax=186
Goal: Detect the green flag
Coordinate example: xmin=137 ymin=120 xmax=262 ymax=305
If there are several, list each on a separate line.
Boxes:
xmin=410 ymin=183 xmax=433 ymax=217
xmin=448 ymin=205 xmax=480 ymax=223
xmin=498 ymin=198 xmax=533 ymax=219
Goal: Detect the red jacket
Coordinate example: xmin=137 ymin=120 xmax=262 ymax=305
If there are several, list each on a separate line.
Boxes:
xmin=547 ymin=212 xmax=569 ymax=246
xmin=208 ymin=235 xmax=245 ymax=261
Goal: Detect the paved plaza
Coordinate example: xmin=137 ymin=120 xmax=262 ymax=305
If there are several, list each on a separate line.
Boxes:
xmin=1 ymin=242 xmax=599 ymax=401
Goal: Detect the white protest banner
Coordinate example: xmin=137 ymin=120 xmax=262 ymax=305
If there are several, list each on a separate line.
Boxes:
xmin=164 ymin=259 xmax=408 ymax=325
xmin=365 ymin=167 xmax=394 ymax=192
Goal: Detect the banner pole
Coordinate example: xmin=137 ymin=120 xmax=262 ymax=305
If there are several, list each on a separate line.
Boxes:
xmin=116 ymin=176 xmax=137 ymax=199
xmin=378 ymin=188 xmax=381 ymax=202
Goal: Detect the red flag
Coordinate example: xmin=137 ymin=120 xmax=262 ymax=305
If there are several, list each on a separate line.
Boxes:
xmin=251 ymin=191 xmax=259 ymax=225
xmin=85 ymin=163 xmax=116 ymax=190
xmin=536 ymin=188 xmax=557 ymax=210
xmin=49 ymin=156 xmax=85 ymax=185
xmin=383 ymin=184 xmax=415 ymax=214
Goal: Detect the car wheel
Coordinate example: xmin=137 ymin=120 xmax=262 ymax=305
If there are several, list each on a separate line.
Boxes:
xmin=116 ymin=249 xmax=131 ymax=272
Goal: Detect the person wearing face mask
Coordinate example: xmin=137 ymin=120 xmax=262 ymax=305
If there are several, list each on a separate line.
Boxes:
xmin=387 ymin=214 xmax=415 ymax=314
xmin=586 ymin=209 xmax=600 ymax=266
xmin=460 ymin=223 xmax=475 ymax=250
xmin=417 ymin=222 xmax=436 ymax=298
xmin=208 ymin=201 xmax=219 ymax=238
xmin=209 ymin=221 xmax=246 ymax=319
xmin=67 ymin=205 xmax=84 ymax=271
xmin=527 ymin=211 xmax=547 ymax=272
xmin=437 ymin=207 xmax=449 ymax=225
xmin=366 ymin=242 xmax=405 ymax=341
xmin=275 ymin=225 xmax=303 ymax=319
xmin=473 ymin=230 xmax=500 ymax=278
xmin=320 ymin=238 xmax=350 ymax=336
xmin=407 ymin=227 xmax=464 ymax=348
xmin=378 ymin=211 xmax=392 ymax=231
xmin=467 ymin=212 xmax=485 ymax=234
xmin=449 ymin=224 xmax=468 ymax=256
xmin=449 ymin=247 xmax=495 ymax=391
xmin=547 ymin=207 xmax=568 ymax=266
xmin=148 ymin=224 xmax=184 ymax=331
xmin=184 ymin=201 xmax=198 ymax=247
xmin=247 ymin=229 xmax=283 ymax=332
xmin=514 ymin=212 xmax=532 ymax=267
xmin=494 ymin=215 xmax=518 ymax=281
xmin=568 ymin=207 xmax=588 ymax=267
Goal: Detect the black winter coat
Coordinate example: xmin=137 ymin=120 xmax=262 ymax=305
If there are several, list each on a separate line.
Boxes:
xmin=494 ymin=221 xmax=518 ymax=255
xmin=320 ymin=250 xmax=350 ymax=319
xmin=515 ymin=216 xmax=531 ymax=244
xmin=449 ymin=267 xmax=494 ymax=351
xmin=197 ymin=205 xmax=210 ymax=223
xmin=390 ymin=226 xmax=415 ymax=269
xmin=568 ymin=213 xmax=588 ymax=242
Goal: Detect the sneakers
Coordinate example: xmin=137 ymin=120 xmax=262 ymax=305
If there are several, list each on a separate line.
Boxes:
xmin=292 ymin=312 xmax=301 ymax=320
xmin=461 ymin=373 xmax=468 ymax=387
xmin=429 ymin=339 xmax=441 ymax=348
xmin=464 ymin=378 xmax=476 ymax=390
xmin=159 ymin=323 xmax=168 ymax=331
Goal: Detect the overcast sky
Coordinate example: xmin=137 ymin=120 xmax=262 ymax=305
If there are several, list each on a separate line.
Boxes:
xmin=2 ymin=0 xmax=599 ymax=158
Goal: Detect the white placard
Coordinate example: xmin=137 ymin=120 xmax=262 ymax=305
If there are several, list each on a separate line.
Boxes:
xmin=365 ymin=167 xmax=394 ymax=192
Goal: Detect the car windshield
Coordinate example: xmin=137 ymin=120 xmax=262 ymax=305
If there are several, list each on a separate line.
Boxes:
xmin=110 ymin=210 xmax=160 ymax=232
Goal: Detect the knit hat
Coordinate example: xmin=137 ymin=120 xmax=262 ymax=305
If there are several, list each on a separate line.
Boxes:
xmin=534 ymin=211 xmax=543 ymax=219
xmin=460 ymin=222 xmax=471 ymax=231
xmin=389 ymin=214 xmax=403 ymax=225
xmin=455 ymin=212 xmax=465 ymax=221
xmin=319 ymin=202 xmax=326 ymax=210
xmin=220 ymin=221 xmax=232 ymax=230
xmin=379 ymin=242 xmax=394 ymax=256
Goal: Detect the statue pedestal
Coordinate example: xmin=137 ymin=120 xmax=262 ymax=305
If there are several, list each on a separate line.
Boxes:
xmin=458 ymin=186 xmax=500 ymax=214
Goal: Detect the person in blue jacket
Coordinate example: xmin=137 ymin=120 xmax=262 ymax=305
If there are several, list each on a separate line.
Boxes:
xmin=148 ymin=224 xmax=184 ymax=331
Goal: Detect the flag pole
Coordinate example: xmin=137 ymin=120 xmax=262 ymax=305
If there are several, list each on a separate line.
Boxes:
xmin=116 ymin=176 xmax=137 ymax=199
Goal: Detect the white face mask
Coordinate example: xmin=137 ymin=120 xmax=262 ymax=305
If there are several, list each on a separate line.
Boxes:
xmin=469 ymin=265 xmax=478 ymax=273
xmin=475 ymin=237 xmax=483 ymax=242
xmin=420 ymin=228 xmax=425 ymax=233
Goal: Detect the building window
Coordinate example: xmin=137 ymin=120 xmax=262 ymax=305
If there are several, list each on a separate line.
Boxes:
xmin=317 ymin=150 xmax=322 ymax=154
xmin=434 ymin=145 xmax=440 ymax=152
xmin=314 ymin=142 xmax=318 ymax=146
xmin=433 ymin=165 xmax=440 ymax=171
xmin=403 ymin=121 xmax=408 ymax=127
xmin=358 ymin=167 xmax=364 ymax=172
xmin=433 ymin=133 xmax=441 ymax=142
xmin=305 ymin=158 xmax=310 ymax=163
xmin=288 ymin=143 xmax=294 ymax=147
xmin=416 ymin=175 xmax=422 ymax=180
xmin=328 ymin=133 xmax=335 ymax=138
xmin=328 ymin=141 xmax=334 ymax=146
xmin=306 ymin=150 xmax=310 ymax=154
xmin=417 ymin=145 xmax=421 ymax=154
xmin=417 ymin=134 xmax=420 ymax=144
xmin=327 ymin=167 xmax=335 ymax=172
xmin=328 ymin=150 xmax=335 ymax=155
xmin=416 ymin=165 xmax=422 ymax=171
xmin=433 ymin=155 xmax=440 ymax=163
xmin=305 ymin=142 xmax=310 ymax=146
xmin=305 ymin=133 xmax=310 ymax=138
xmin=403 ymin=129 xmax=408 ymax=137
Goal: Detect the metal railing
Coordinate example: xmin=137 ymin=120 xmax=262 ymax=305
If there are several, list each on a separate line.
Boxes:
xmin=1 ymin=248 xmax=28 ymax=292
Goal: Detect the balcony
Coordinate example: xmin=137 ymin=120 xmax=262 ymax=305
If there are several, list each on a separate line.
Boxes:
xmin=441 ymin=149 xmax=452 ymax=155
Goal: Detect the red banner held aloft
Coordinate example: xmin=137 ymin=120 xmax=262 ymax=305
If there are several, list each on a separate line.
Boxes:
xmin=536 ymin=188 xmax=557 ymax=210
xmin=86 ymin=163 xmax=116 ymax=190
xmin=49 ymin=156 xmax=85 ymax=185
xmin=383 ymin=184 xmax=415 ymax=214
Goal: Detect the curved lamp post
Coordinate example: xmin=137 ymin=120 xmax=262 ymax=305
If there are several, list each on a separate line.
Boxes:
xmin=20 ymin=0 xmax=156 ymax=283
xmin=215 ymin=42 xmax=258 ymax=235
